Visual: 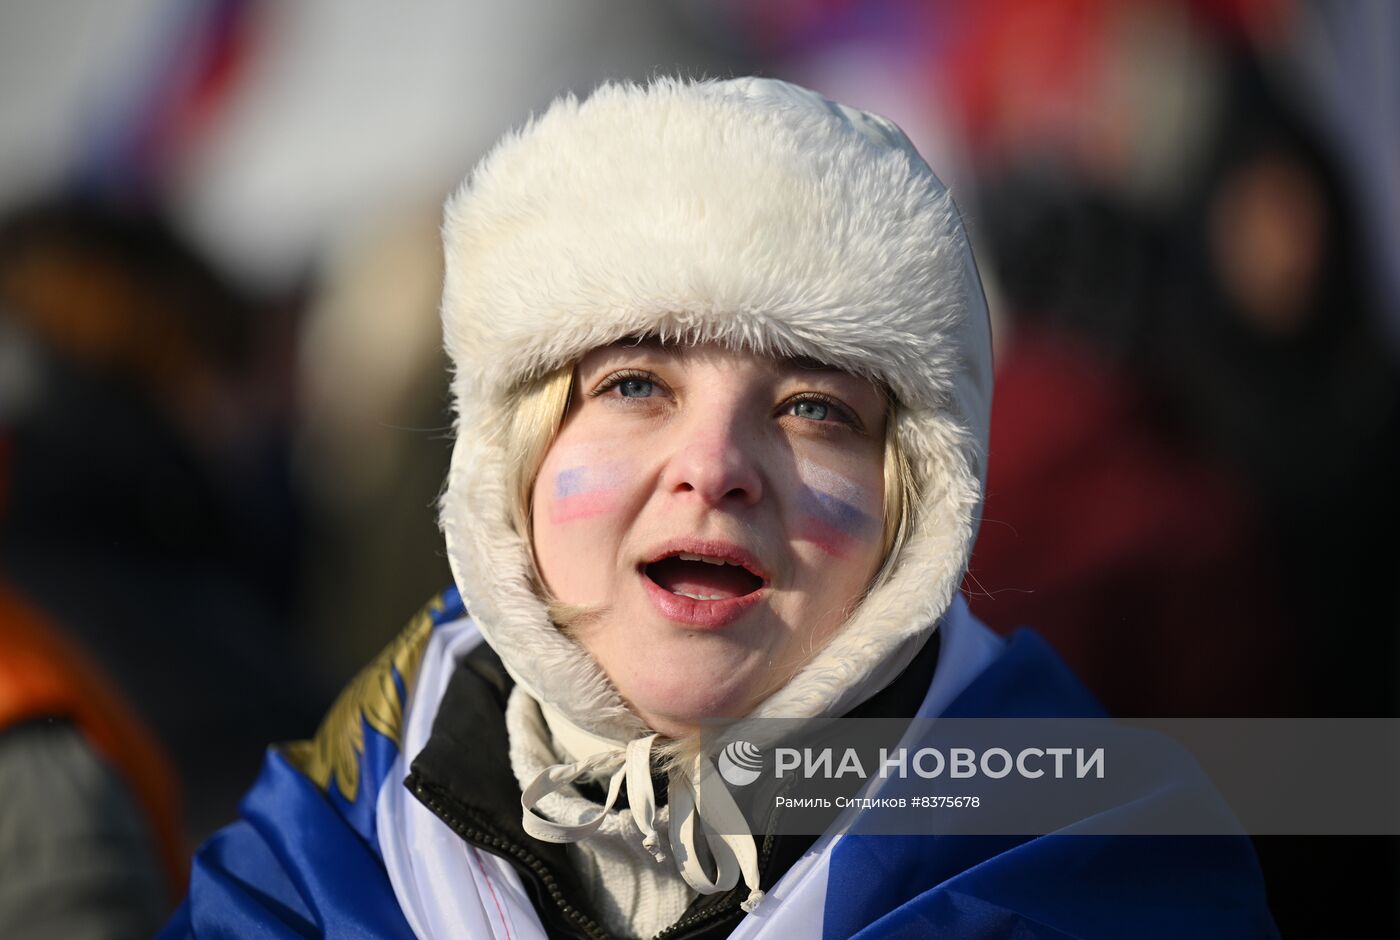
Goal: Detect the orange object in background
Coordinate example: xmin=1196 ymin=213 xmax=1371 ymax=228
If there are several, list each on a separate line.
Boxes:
xmin=0 ymin=578 xmax=187 ymax=898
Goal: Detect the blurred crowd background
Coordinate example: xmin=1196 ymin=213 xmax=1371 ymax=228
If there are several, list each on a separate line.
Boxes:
xmin=0 ymin=0 xmax=1395 ymax=934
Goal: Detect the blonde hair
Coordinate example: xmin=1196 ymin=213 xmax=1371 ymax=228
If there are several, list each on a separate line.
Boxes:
xmin=503 ymin=360 xmax=917 ymax=609
xmin=871 ymin=396 xmax=915 ymax=594
xmin=505 ymin=363 xmax=576 ymax=545
xmin=500 ymin=365 xmax=588 ymax=628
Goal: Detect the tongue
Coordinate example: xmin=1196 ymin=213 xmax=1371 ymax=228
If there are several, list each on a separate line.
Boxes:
xmin=647 ymin=557 xmax=760 ymax=600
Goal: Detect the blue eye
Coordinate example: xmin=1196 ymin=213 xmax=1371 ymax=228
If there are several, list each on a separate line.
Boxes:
xmin=791 ymin=399 xmax=830 ymax=421
xmin=618 ymin=378 xmax=654 ymax=398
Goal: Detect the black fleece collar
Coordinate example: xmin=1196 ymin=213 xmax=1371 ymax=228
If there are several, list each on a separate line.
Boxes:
xmin=405 ymin=627 xmax=940 ymax=940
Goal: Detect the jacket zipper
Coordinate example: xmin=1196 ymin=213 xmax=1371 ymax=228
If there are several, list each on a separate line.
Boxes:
xmin=408 ymin=776 xmax=610 ymax=940
xmin=653 ymin=775 xmax=795 ymax=940
xmin=649 ymin=830 xmax=776 ymax=940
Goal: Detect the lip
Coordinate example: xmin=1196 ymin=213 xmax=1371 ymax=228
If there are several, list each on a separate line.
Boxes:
xmin=640 ymin=538 xmax=771 ymax=580
xmin=638 ymin=537 xmax=771 ymax=629
xmin=640 ymin=573 xmax=767 ymax=628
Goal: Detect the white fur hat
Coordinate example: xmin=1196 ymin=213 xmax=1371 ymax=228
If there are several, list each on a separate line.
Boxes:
xmin=439 ymin=77 xmax=992 ymax=743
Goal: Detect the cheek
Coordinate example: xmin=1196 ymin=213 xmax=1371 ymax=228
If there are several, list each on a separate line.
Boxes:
xmin=531 ymin=451 xmax=639 ymax=600
xmin=791 ymin=460 xmax=882 ymax=559
xmin=547 ymin=461 xmax=629 ymax=524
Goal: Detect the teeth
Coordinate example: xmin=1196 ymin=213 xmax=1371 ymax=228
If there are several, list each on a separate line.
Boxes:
xmin=676 ymin=552 xmax=735 ymax=567
xmin=673 ymin=590 xmax=726 ymax=601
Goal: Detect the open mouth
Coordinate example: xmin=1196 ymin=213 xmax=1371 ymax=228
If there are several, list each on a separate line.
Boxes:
xmin=643 ymin=552 xmax=766 ymax=602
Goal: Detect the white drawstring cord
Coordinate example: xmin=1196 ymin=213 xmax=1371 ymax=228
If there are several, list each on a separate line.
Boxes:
xmin=667 ymin=751 xmax=765 ymax=913
xmin=625 ymin=735 xmax=666 ymax=862
xmin=520 ymin=710 xmax=764 ymax=913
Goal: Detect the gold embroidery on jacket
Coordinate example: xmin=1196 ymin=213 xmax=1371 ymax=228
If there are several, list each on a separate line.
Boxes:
xmin=283 ymin=595 xmax=442 ymax=801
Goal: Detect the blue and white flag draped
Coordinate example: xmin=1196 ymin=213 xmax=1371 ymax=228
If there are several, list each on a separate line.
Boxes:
xmin=159 ymin=591 xmax=1279 ymax=939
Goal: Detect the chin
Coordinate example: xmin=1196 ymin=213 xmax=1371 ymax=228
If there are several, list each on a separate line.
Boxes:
xmin=625 ymin=669 xmax=758 ymax=737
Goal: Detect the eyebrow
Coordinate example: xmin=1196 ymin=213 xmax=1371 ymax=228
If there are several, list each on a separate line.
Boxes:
xmin=785 ymin=354 xmax=845 ymax=374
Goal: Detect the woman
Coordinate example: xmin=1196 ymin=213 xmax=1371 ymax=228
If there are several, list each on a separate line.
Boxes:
xmin=162 ymin=78 xmax=1277 ymax=938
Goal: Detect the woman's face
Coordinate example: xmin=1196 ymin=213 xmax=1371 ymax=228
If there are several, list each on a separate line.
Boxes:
xmin=531 ymin=341 xmax=888 ymax=737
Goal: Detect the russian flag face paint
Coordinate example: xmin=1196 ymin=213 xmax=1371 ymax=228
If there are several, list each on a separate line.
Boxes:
xmin=550 ymin=461 xmax=626 ymax=524
xmin=794 ymin=461 xmax=880 ymax=557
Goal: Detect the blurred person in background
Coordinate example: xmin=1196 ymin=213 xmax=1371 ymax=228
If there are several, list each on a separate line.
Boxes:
xmin=0 ymin=197 xmax=326 ymax=846
xmin=1151 ymin=60 xmax=1400 ymax=719
xmin=969 ymin=163 xmax=1301 ymax=718
xmin=1147 ymin=60 xmax=1400 ymax=933
xmin=953 ymin=28 xmax=1400 ymax=936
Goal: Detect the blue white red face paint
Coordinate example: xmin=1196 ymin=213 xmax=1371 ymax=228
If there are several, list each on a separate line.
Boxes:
xmin=794 ymin=460 xmax=880 ymax=557
xmin=548 ymin=450 xmax=879 ymax=559
xmin=550 ymin=460 xmax=627 ymax=524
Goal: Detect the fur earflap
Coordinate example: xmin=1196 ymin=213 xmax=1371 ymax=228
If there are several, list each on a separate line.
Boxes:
xmin=439 ymin=77 xmax=992 ymax=742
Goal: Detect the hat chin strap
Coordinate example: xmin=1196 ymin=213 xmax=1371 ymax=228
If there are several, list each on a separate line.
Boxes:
xmin=521 ymin=702 xmax=765 ymax=914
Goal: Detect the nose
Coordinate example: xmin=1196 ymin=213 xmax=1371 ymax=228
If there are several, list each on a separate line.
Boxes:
xmin=660 ymin=408 xmax=764 ymax=508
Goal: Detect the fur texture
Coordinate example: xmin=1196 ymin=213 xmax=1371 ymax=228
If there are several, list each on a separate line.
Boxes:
xmin=439 ymin=77 xmax=992 ymax=744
